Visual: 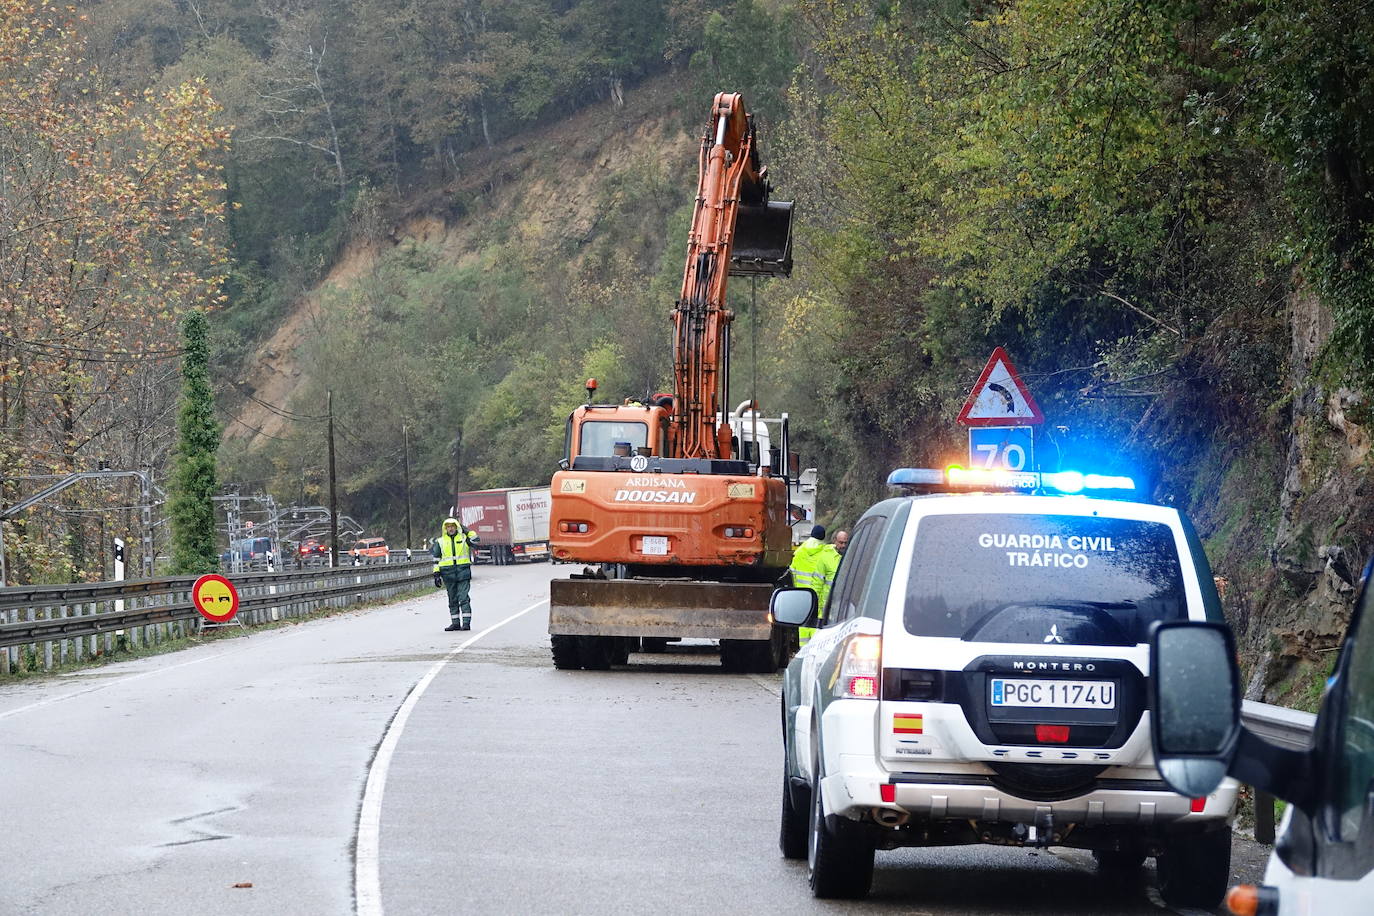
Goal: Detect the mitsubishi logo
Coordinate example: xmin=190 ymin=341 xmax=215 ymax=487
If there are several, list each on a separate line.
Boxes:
xmin=1043 ymin=625 xmax=1064 ymax=644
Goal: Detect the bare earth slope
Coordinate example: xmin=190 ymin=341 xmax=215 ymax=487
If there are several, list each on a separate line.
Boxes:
xmin=226 ymin=76 xmax=695 ymax=447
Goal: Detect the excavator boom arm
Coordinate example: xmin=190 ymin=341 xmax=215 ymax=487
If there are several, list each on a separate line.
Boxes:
xmin=672 ymin=93 xmax=791 ymax=459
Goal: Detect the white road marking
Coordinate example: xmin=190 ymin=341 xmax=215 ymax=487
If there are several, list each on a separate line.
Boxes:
xmin=0 ymin=648 xmax=240 ymax=721
xmin=353 ymin=598 xmax=548 ymax=916
xmin=748 ymin=673 xmax=782 ymax=696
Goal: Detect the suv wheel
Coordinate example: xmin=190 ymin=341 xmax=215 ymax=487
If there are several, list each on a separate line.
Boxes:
xmin=1156 ymin=826 xmax=1230 ymax=909
xmin=807 ymin=752 xmax=873 ymax=898
xmin=550 ymin=635 xmax=583 ymax=670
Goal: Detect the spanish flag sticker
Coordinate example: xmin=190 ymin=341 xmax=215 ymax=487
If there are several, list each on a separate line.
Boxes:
xmin=893 ymin=713 xmax=923 ymax=734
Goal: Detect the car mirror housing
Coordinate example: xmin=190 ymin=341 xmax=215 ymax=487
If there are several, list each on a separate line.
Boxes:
xmin=770 ymin=587 xmax=817 ymax=629
xmin=1148 ymin=621 xmax=1241 ymax=798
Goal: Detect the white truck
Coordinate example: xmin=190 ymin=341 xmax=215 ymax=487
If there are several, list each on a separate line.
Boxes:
xmin=455 ymin=486 xmax=552 ymax=565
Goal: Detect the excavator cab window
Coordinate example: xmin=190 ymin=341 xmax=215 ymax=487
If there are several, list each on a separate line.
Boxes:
xmin=579 ymin=421 xmax=648 ymax=457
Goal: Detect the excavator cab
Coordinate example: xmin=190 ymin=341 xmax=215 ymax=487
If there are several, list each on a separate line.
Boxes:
xmin=563 ymin=404 xmax=671 ymax=462
xmin=730 ymin=200 xmax=793 ymax=278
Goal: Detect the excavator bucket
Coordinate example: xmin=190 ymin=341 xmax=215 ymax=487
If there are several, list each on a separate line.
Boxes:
xmin=549 ymin=577 xmax=776 ymax=640
xmin=730 ymin=201 xmax=793 ymax=278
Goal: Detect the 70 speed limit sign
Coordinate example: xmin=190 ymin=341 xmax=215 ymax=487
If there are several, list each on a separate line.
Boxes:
xmin=968 ymin=426 xmax=1035 ymax=471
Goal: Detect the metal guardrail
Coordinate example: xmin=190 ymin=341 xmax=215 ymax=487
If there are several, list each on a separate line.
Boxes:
xmin=222 ymin=547 xmax=422 ymax=573
xmin=1242 ymin=699 xmax=1317 ymax=750
xmin=1241 ymin=699 xmax=1318 ymax=844
xmin=0 ymin=559 xmax=433 ymax=673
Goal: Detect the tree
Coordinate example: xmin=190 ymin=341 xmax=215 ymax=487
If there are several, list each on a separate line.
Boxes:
xmin=169 ymin=310 xmax=222 ymax=574
xmin=248 ymin=0 xmax=349 ymax=194
xmin=692 ymin=0 xmax=797 ymax=124
xmin=0 ymin=0 xmax=230 ymax=577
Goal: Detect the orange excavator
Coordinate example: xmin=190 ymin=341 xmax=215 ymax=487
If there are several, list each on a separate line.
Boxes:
xmin=547 ymin=92 xmax=798 ymax=672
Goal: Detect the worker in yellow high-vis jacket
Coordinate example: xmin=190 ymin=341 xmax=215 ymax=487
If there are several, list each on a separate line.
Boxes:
xmin=432 ymin=516 xmax=479 ymax=631
xmin=790 ymin=525 xmax=840 ymax=646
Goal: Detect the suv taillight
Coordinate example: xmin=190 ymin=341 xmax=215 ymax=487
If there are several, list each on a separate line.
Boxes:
xmin=835 ymin=635 xmax=881 ymax=699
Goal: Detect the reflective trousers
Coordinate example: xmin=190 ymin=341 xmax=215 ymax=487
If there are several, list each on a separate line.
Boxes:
xmin=441 ymin=567 xmax=472 ymax=626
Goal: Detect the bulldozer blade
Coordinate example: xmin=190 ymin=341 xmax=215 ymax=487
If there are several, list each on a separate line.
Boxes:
xmin=730 ymin=200 xmax=793 ymax=278
xmin=549 ymin=577 xmax=776 ymax=640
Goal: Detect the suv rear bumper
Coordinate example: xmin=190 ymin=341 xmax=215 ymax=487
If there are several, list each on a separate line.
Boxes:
xmin=822 ymin=759 xmax=1238 ymax=826
xmin=817 ymin=702 xmax=1237 ymax=827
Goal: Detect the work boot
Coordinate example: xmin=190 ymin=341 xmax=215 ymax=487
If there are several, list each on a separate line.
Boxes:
xmin=444 ymin=621 xmax=462 ymax=632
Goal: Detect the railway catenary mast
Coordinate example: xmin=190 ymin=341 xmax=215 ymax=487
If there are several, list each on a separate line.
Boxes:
xmin=545 ymin=92 xmax=800 ymax=673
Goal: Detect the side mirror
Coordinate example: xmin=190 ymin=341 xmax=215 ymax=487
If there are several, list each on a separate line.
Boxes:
xmin=770 ymin=587 xmax=817 ymax=628
xmin=1148 ymin=621 xmax=1241 ymax=798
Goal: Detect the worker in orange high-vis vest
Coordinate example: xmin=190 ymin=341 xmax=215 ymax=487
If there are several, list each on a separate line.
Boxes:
xmin=790 ymin=525 xmax=840 ymax=646
xmin=432 ymin=516 xmax=479 ymax=631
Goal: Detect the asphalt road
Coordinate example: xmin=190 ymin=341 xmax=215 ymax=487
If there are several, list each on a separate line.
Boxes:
xmin=0 ymin=563 xmax=1264 ymax=915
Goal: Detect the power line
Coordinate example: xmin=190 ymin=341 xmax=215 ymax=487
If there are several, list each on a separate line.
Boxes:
xmin=227 ymin=413 xmax=297 ymax=442
xmin=2 ymin=336 xmax=186 ymax=363
xmin=233 ymin=384 xmax=330 ymax=421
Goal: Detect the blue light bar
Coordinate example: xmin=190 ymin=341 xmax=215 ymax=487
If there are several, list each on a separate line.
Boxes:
xmin=885 ymin=468 xmax=945 ymax=488
xmin=888 ymin=467 xmax=1136 ymax=494
xmin=1083 ymin=473 xmax=1136 ymax=491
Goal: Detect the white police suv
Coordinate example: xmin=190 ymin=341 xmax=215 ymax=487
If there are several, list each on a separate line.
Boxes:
xmin=771 ymin=467 xmax=1238 ymax=904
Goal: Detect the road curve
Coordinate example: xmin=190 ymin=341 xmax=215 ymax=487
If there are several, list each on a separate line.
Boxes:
xmin=0 ymin=564 xmax=1262 ymax=915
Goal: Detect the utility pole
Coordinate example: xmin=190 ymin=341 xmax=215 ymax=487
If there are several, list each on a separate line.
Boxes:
xmin=140 ymin=471 xmax=154 ymax=577
xmin=403 ymin=422 xmax=413 ymax=550
xmin=265 ymin=493 xmax=280 ymax=571
xmin=229 ymin=493 xmax=243 ymax=575
xmin=751 ymin=277 xmax=760 ymax=468
xmin=327 ymin=390 xmax=338 ymax=567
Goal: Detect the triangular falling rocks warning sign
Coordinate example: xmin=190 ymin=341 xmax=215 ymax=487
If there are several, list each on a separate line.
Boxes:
xmin=957 ymin=347 xmax=1045 ymax=426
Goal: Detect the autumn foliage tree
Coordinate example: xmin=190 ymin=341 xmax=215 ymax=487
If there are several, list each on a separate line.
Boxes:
xmin=0 ymin=0 xmax=230 ymax=581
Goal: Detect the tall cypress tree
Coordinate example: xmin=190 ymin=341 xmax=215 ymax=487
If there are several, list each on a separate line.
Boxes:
xmin=169 ymin=309 xmax=221 ymax=573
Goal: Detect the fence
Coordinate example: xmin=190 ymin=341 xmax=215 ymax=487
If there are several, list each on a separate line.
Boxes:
xmin=0 ymin=559 xmax=433 ymax=674
xmin=221 ymin=547 xmax=423 ymax=574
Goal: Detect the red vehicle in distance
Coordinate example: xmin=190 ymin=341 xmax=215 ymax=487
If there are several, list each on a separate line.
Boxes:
xmin=298 ymin=538 xmax=327 ymax=558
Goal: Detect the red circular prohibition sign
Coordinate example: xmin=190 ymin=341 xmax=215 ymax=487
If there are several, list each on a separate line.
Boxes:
xmin=192 ymin=573 xmax=240 ymax=623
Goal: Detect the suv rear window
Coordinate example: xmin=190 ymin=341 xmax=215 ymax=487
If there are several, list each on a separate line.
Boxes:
xmin=904 ymin=513 xmax=1186 ymax=645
